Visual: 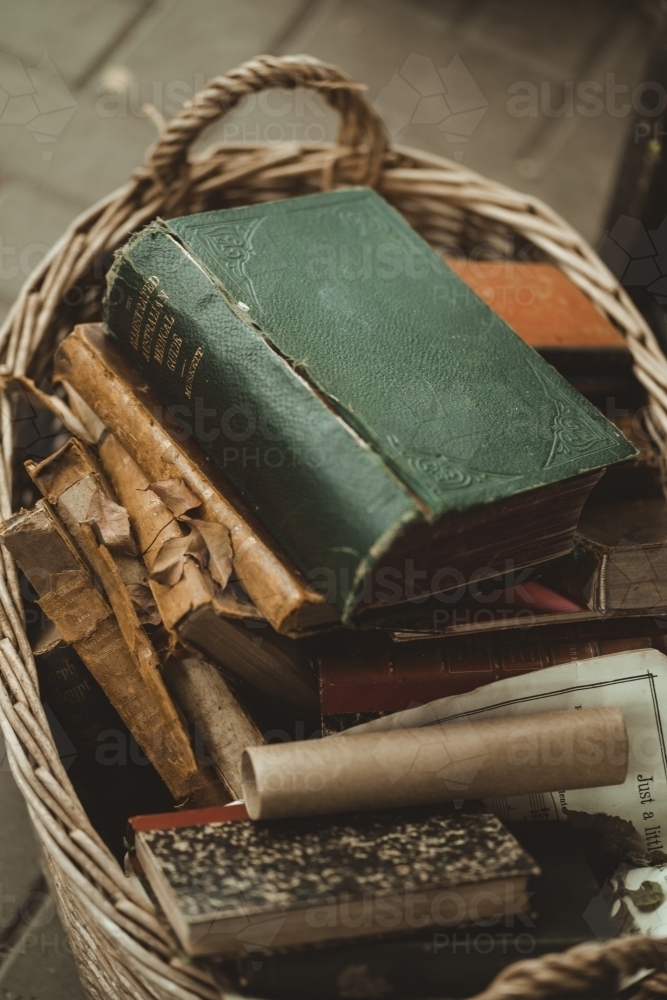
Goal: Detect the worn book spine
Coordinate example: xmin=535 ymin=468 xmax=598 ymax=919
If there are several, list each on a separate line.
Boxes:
xmin=2 ymin=502 xmax=224 ymax=806
xmin=25 ymin=434 xmax=233 ymax=799
xmin=318 ymin=628 xmax=658 ymax=732
xmin=163 ymin=657 xmax=263 ymax=800
xmin=103 ymin=223 xmax=419 ymax=621
xmin=34 ymin=625 xmax=173 ymax=853
xmin=54 ymin=324 xmax=332 ymax=634
xmin=25 ymin=436 xmax=159 ymax=624
xmin=97 ymin=431 xmax=318 ymax=710
xmin=34 ymin=624 xmax=123 ymax=758
xmin=101 ymin=191 xmax=634 ymax=622
xmin=96 ymin=431 xmax=223 ymax=635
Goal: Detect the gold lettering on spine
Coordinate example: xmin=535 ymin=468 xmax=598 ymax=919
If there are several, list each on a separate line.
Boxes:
xmin=167 ymin=335 xmax=182 ymax=371
xmin=141 ymin=289 xmax=169 ymax=361
xmin=130 ymin=275 xmax=160 ymax=350
xmin=185 ymin=347 xmax=204 ymax=398
xmin=153 ymin=315 xmax=175 ymax=364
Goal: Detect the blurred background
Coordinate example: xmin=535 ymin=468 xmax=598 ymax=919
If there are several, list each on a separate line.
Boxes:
xmin=0 ymin=0 xmax=665 ymax=995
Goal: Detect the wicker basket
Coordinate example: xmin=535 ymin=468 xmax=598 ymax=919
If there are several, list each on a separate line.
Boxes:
xmin=1 ymin=54 xmax=666 ymax=1000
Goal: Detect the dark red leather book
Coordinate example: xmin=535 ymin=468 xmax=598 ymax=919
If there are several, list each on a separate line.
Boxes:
xmin=317 ymin=619 xmax=667 ymax=733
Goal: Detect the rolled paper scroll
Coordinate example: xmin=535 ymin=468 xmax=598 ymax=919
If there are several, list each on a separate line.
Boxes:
xmin=242 ymin=706 xmax=628 ymax=820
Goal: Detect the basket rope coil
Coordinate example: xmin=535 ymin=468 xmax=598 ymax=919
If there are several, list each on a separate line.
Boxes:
xmin=0 ymin=54 xmax=665 ymax=999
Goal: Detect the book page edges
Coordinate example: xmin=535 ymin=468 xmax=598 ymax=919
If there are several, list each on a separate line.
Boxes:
xmin=1 ymin=503 xmax=221 ymax=804
xmin=135 ymin=830 xmax=530 ymax=958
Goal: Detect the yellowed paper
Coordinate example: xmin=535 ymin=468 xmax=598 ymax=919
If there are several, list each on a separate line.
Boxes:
xmin=349 ymin=649 xmax=667 ymax=855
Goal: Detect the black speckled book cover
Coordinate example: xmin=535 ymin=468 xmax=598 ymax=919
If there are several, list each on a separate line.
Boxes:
xmin=135 ymin=804 xmax=538 ymax=955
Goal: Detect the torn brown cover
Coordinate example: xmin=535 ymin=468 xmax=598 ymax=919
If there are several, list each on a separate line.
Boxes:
xmin=79 ymin=525 xmax=263 ymax=800
xmin=1 ymin=500 xmax=223 ymax=806
xmin=97 ymin=432 xmax=318 ymax=711
xmin=54 ymin=324 xmax=335 ymax=635
xmin=25 ymin=436 xmax=270 ymax=793
xmin=25 ymin=437 xmax=158 ymax=625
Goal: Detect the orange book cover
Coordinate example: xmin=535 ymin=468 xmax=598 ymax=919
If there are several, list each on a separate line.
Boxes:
xmin=447 ymin=259 xmax=626 ymax=351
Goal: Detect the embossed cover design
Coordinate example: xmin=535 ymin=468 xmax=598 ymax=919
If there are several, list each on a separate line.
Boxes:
xmin=164 ymin=190 xmax=632 ymax=508
xmin=104 ymin=189 xmax=634 ymax=619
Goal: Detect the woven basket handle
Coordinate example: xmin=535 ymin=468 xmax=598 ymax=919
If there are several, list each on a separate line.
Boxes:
xmin=143 ymin=54 xmax=389 ymax=187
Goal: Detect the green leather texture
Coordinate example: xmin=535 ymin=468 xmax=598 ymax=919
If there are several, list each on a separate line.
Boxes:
xmin=104 ymin=188 xmax=634 ymax=617
xmin=104 ymin=228 xmax=418 ymax=619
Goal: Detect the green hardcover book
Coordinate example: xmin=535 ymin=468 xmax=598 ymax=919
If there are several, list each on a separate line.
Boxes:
xmin=104 ymin=189 xmax=634 ymax=622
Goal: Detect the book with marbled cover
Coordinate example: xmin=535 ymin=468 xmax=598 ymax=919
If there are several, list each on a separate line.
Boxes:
xmin=105 ymin=189 xmax=634 ymax=621
xmin=229 ymin=821 xmax=598 ymax=1000
xmin=132 ymin=804 xmax=538 ymax=956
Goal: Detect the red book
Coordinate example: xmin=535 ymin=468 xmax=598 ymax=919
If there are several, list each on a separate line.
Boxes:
xmin=129 ymin=802 xmax=248 ymax=840
xmin=317 ymin=618 xmax=667 ymax=733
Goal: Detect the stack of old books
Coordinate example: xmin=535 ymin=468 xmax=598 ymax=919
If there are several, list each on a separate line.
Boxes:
xmin=6 ymin=187 xmax=666 ymax=996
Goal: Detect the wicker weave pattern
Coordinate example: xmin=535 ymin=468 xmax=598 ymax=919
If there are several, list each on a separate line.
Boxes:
xmin=0 ymin=55 xmax=665 ymax=999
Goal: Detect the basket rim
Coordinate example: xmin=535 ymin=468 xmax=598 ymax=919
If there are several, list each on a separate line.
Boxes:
xmin=0 ymin=52 xmax=665 ymax=1000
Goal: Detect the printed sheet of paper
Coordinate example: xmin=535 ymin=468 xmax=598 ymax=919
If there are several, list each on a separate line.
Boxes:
xmin=347 ymin=649 xmax=667 ymax=855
